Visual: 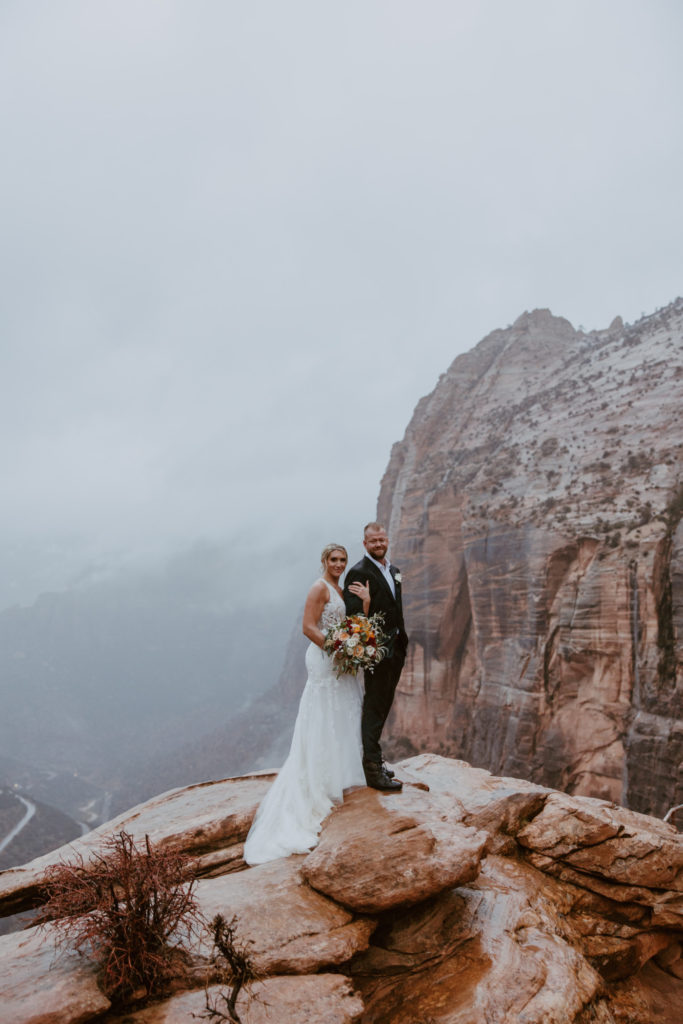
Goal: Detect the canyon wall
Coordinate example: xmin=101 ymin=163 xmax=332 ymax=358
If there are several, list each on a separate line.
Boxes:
xmin=379 ymin=300 xmax=683 ymax=817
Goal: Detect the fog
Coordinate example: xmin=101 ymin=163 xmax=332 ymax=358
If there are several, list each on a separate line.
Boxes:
xmin=1 ymin=0 xmax=682 ymax=608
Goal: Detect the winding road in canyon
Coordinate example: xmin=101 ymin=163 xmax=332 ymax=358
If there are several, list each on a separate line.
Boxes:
xmin=0 ymin=796 xmax=36 ymax=855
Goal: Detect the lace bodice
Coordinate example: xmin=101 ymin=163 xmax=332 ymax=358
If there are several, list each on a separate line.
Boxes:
xmin=319 ymin=579 xmax=346 ymax=631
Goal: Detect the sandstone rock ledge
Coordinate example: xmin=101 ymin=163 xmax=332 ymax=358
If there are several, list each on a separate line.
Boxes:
xmin=1 ymin=755 xmax=682 ymax=1024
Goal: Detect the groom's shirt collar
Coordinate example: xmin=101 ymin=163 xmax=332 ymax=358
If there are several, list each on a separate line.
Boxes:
xmin=367 ymin=552 xmax=396 ymax=598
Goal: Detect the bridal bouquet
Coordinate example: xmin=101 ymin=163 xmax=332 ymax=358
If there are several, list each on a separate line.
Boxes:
xmin=323 ymin=613 xmax=389 ymax=678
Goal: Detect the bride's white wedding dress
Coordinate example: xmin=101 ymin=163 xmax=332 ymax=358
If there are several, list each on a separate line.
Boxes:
xmin=244 ymin=580 xmax=365 ymax=865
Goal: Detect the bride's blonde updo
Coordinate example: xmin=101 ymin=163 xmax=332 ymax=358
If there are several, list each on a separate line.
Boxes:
xmin=320 ymin=543 xmax=348 ymax=572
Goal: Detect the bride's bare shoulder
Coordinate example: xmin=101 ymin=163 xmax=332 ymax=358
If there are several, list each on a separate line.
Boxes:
xmin=308 ymin=578 xmax=329 ymax=597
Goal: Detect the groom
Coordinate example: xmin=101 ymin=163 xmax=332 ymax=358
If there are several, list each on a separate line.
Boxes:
xmin=344 ymin=521 xmax=408 ymax=792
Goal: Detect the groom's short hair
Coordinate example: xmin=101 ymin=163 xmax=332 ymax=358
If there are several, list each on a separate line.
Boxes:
xmin=364 ymin=521 xmax=387 ymax=537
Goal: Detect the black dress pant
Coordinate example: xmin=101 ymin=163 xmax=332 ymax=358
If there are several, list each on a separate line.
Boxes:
xmin=361 ymin=646 xmax=406 ymax=765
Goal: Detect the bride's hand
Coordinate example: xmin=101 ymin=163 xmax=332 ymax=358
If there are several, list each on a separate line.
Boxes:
xmin=348 ymin=579 xmax=370 ymax=600
xmin=348 ymin=579 xmax=371 ymax=614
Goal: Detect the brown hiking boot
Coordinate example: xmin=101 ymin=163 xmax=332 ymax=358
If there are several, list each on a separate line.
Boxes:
xmin=364 ymin=762 xmax=402 ymax=792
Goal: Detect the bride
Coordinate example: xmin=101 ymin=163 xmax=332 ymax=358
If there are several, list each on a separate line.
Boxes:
xmin=244 ymin=543 xmax=370 ymax=865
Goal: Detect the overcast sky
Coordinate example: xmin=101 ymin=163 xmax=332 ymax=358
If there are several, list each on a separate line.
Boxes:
xmin=1 ymin=1 xmax=682 ymax=607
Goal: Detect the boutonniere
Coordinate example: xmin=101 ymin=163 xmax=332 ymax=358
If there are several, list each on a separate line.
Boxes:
xmin=394 ymin=572 xmax=402 ymax=583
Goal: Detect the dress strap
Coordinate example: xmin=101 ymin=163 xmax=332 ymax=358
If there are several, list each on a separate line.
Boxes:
xmin=320 ymin=578 xmax=343 ymax=605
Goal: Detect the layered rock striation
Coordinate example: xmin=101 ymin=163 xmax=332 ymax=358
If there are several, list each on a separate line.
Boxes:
xmin=1 ymin=756 xmax=682 ymax=1023
xmin=378 ymin=299 xmax=683 ymax=818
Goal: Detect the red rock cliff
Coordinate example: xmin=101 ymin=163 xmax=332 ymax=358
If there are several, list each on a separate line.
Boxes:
xmin=378 ymin=300 xmax=683 ymax=818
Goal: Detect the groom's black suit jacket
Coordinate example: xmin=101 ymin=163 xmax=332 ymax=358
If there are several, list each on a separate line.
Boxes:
xmin=343 ymin=556 xmax=408 ymax=656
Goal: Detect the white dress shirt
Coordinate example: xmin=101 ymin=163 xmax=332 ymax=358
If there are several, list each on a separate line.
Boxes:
xmin=367 ymin=553 xmax=396 ymax=598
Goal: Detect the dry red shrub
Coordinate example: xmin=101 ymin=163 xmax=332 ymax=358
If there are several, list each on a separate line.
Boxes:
xmin=40 ymin=830 xmax=200 ymax=1003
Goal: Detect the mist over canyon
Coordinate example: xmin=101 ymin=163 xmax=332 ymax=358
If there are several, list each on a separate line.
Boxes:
xmin=0 ymin=545 xmax=302 ymax=845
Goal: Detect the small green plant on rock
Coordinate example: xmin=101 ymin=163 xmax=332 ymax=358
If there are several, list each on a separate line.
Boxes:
xmin=39 ymin=830 xmax=200 ymax=1004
